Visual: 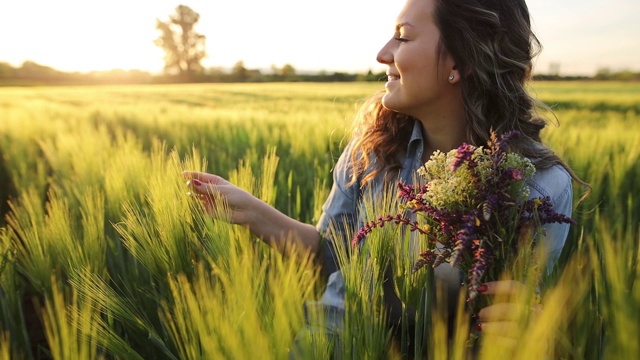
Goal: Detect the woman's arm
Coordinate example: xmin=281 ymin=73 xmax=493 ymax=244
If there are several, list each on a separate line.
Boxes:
xmin=183 ymin=171 xmax=321 ymax=256
xmin=182 ymin=139 xmax=361 ymax=276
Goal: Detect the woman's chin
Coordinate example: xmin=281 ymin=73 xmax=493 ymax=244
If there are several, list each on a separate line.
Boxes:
xmin=381 ymin=93 xmax=393 ymax=107
xmin=381 ymin=94 xmax=401 ymax=113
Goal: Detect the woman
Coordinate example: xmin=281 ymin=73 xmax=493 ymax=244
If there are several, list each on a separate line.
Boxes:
xmin=184 ymin=0 xmax=585 ymax=354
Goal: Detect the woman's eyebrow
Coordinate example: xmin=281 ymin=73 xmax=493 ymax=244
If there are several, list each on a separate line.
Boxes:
xmin=395 ymin=22 xmax=415 ymax=31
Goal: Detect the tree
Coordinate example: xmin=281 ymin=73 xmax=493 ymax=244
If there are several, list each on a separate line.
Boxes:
xmin=155 ymin=5 xmax=206 ymax=77
xmin=0 ymin=62 xmax=15 ymax=78
xmin=280 ymin=64 xmax=296 ymax=79
xmin=231 ymin=60 xmax=248 ymax=82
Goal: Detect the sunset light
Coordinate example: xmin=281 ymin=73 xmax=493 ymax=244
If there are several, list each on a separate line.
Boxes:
xmin=1 ymin=0 xmax=638 ymax=358
xmin=1 ymin=0 xmax=638 ymax=76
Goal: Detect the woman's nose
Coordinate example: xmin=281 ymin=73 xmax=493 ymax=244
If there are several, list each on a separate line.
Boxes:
xmin=376 ymin=39 xmax=394 ymax=65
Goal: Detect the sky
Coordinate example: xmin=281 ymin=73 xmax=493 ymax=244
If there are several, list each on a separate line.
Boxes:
xmin=1 ymin=0 xmax=638 ymax=76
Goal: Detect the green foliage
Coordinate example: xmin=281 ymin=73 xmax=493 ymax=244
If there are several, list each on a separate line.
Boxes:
xmin=0 ymin=82 xmax=637 ymax=359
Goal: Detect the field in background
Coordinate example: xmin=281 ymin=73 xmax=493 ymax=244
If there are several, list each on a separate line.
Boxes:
xmin=0 ymin=82 xmax=638 ymax=359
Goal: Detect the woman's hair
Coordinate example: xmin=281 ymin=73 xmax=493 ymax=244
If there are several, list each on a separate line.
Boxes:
xmin=349 ymin=0 xmax=589 ymax=197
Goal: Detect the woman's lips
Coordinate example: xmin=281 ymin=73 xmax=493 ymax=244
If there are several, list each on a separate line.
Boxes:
xmin=385 ymin=75 xmax=400 ymax=89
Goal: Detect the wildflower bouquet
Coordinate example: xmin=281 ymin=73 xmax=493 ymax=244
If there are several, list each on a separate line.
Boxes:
xmin=352 ymin=131 xmax=574 ymax=304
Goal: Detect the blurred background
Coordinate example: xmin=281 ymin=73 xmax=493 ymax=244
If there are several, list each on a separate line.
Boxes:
xmin=1 ymin=0 xmax=639 ymax=84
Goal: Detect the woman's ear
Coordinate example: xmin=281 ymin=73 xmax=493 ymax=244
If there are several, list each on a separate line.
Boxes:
xmin=448 ymin=65 xmax=461 ymax=84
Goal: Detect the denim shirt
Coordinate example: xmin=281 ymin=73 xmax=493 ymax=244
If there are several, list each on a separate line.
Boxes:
xmin=312 ymin=120 xmax=573 ymax=319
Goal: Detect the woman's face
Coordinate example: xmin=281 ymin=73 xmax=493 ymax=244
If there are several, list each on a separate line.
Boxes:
xmin=377 ymin=0 xmax=457 ymax=120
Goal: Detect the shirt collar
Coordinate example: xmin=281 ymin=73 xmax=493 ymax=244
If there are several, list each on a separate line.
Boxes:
xmin=408 ymin=119 xmax=423 ymax=144
xmin=407 ymin=119 xmax=424 ymax=158
xmin=402 ymin=119 xmax=425 ymax=177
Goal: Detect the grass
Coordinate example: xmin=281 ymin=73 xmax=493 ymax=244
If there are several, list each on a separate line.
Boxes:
xmin=0 ymin=81 xmax=638 ymax=359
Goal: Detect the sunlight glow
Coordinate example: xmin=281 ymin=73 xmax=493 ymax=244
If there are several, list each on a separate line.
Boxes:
xmin=0 ymin=0 xmax=637 ymax=75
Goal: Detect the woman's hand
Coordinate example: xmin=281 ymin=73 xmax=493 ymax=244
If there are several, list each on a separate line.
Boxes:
xmin=476 ymin=280 xmax=540 ymax=338
xmin=182 ymin=171 xmax=256 ymax=226
xmin=182 ymin=170 xmax=321 ymax=255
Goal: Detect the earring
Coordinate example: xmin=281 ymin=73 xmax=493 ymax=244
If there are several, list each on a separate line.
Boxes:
xmin=448 ymin=74 xmax=455 ymax=81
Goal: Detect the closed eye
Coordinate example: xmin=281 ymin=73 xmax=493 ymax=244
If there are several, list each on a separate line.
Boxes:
xmin=394 ymin=37 xmax=409 ymax=42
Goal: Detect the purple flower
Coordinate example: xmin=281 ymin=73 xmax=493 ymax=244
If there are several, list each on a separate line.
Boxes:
xmin=351 ymin=213 xmax=429 ymax=248
xmin=412 ymin=250 xmax=437 ymax=273
xmin=451 ymin=143 xmax=476 ymax=172
xmin=510 ymin=168 xmax=524 ymax=181
xmin=468 ymin=240 xmax=493 ymax=301
xmin=524 ymin=197 xmax=576 ymax=226
xmin=451 ymin=213 xmax=479 ymax=267
xmin=352 ymin=129 xmax=576 ymax=306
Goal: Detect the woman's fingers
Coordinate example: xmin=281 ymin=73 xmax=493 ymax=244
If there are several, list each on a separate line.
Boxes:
xmin=183 ymin=172 xmax=231 ymax=198
xmin=182 ymin=171 xmax=229 ymax=217
xmin=475 ymin=280 xmax=544 ymax=346
xmin=182 ymin=171 xmax=230 ymax=186
xmin=477 ymin=320 xmax=520 ymax=337
xmin=182 ymin=170 xmax=254 ymax=225
xmin=477 ymin=303 xmax=524 ymax=322
xmin=187 ymin=178 xmax=215 ymax=195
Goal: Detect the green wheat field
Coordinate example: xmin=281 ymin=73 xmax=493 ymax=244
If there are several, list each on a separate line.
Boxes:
xmin=0 ymin=82 xmax=638 ymax=359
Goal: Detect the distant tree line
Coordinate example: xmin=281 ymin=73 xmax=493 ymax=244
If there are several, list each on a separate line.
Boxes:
xmin=0 ymin=61 xmax=155 ymax=86
xmin=592 ymin=68 xmax=640 ymax=81
xmin=534 ymin=69 xmax=640 ymax=82
xmin=2 ymin=61 xmax=638 ymax=86
xmin=0 ymin=61 xmax=386 ymax=86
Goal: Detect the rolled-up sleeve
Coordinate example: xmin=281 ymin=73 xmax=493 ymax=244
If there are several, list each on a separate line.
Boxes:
xmin=529 ymin=166 xmax=574 ymax=274
xmin=542 ymin=182 xmax=573 ymax=273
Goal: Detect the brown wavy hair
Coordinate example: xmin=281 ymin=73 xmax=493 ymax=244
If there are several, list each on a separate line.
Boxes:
xmin=349 ymin=0 xmax=589 ymax=198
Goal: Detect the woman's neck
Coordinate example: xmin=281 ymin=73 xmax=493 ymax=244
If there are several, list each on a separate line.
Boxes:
xmin=408 ymin=82 xmax=467 ymax=161
xmin=418 ymin=110 xmax=467 ymax=161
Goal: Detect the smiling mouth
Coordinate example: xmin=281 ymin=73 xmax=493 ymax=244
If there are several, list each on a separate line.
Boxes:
xmin=387 ymin=75 xmax=400 ymax=81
